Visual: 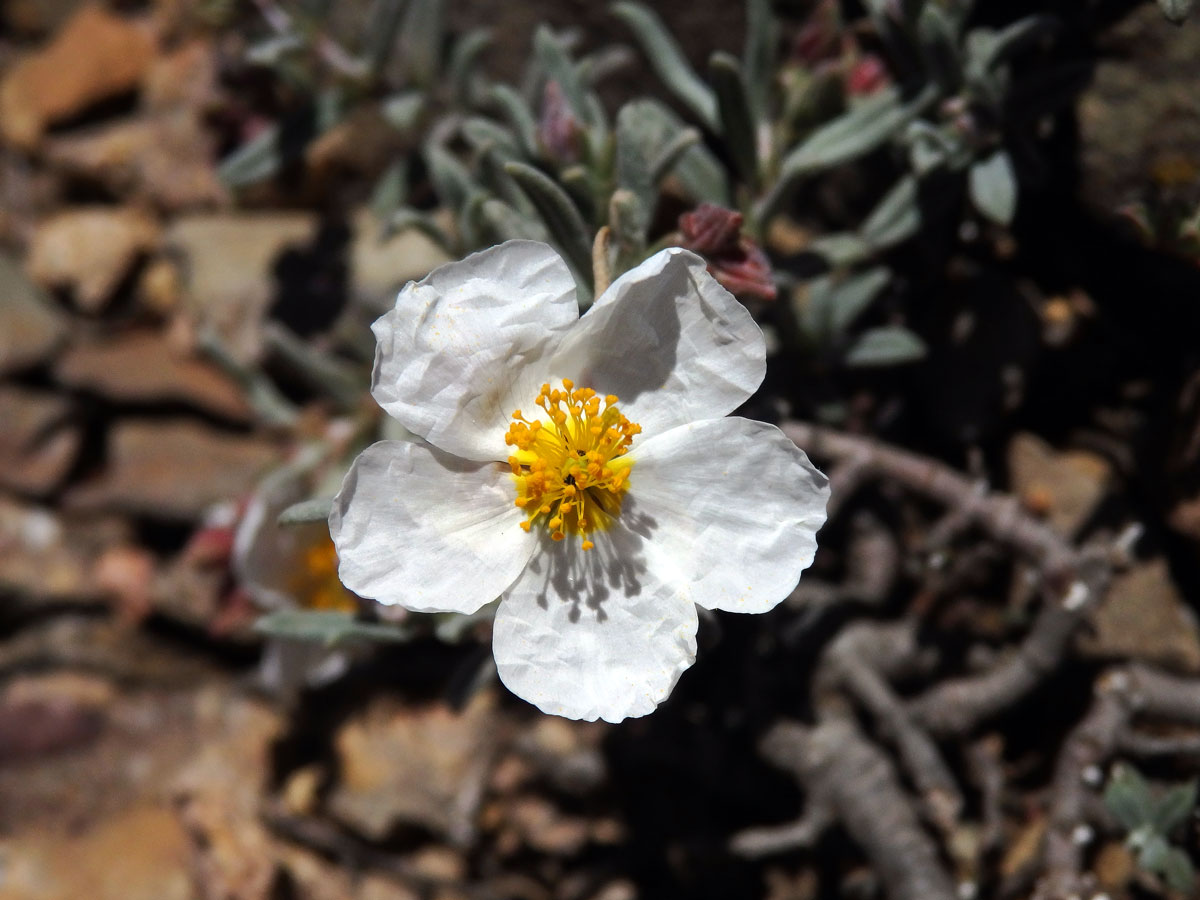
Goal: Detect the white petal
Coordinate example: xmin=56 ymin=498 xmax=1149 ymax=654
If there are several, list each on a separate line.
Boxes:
xmin=550 ymin=248 xmax=765 ymax=437
xmin=628 ymin=417 xmax=829 ymax=613
xmin=492 ymin=528 xmax=698 ymax=723
xmin=330 ymin=440 xmax=535 ymax=613
xmin=371 ymin=241 xmax=578 ymax=461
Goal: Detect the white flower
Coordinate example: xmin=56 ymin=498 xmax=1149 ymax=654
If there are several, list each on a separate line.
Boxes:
xmin=330 ymin=241 xmax=829 ymax=723
xmin=235 ymin=456 xmax=358 ymax=699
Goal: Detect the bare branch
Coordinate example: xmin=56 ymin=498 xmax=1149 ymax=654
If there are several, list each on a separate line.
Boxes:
xmin=758 ymin=717 xmax=959 ymax=900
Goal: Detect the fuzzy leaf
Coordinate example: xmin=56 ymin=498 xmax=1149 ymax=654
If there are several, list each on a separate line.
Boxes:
xmin=380 ymin=91 xmax=425 ymax=132
xmin=461 ymin=117 xmax=519 ymax=155
xmin=398 ymin=0 xmax=445 ymax=87
xmin=917 ymin=3 xmax=962 ymax=91
xmin=709 ymin=51 xmax=759 ymax=187
xmin=361 ymin=0 xmax=409 ymax=75
xmin=424 ymin=142 xmax=478 ymax=211
xmin=1163 ymin=847 xmax=1197 ymax=893
xmin=447 ymin=27 xmax=492 ymax=105
xmin=616 ymin=98 xmax=729 ymax=226
xmin=472 ymin=196 xmax=548 ymax=243
xmin=809 ymin=233 xmax=871 ymax=268
xmin=765 ymin=84 xmax=937 ymax=217
xmin=218 ymin=124 xmax=284 ymax=187
xmin=1138 ymin=833 xmax=1171 ymax=873
xmin=862 ymin=174 xmax=922 ymax=248
xmin=969 ymin=150 xmax=1017 ymax=226
xmin=1160 ymin=0 xmax=1195 ymax=23
xmin=611 ymin=2 xmax=719 ymax=131
xmin=972 ymin=15 xmax=1061 ymax=73
xmin=1106 ymin=764 xmax=1157 ymax=831
xmin=255 ymin=610 xmax=413 ymax=647
xmin=370 ymin=159 xmax=408 ymax=223
xmin=504 ymin=161 xmax=593 ymax=282
xmin=488 ymin=85 xmax=541 ymax=158
xmin=383 ymin=207 xmax=453 ymax=248
xmin=534 ymin=26 xmax=594 ymax=125
xmin=778 ymin=85 xmax=931 ymax=180
xmin=278 ymin=497 xmax=334 ymax=525
xmin=806 ymin=267 xmax=892 ymax=339
xmin=1151 ymin=781 xmax=1198 ymax=836
xmin=845 ymin=326 xmax=926 ymax=367
xmin=650 ymin=128 xmax=702 ymax=186
xmin=742 ymin=0 xmax=777 ymax=120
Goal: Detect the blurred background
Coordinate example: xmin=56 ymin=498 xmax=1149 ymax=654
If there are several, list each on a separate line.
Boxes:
xmin=3 ymin=1 xmax=1200 ymax=899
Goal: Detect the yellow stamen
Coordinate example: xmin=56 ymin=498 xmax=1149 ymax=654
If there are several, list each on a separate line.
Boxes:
xmin=503 ymin=379 xmax=638 ymax=548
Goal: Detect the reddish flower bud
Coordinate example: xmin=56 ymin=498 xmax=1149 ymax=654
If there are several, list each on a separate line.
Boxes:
xmin=679 ymin=203 xmax=745 ymax=255
xmin=792 ymin=0 xmax=839 ymax=66
xmin=677 ymin=204 xmax=777 ymax=301
xmin=846 ymin=55 xmax=889 ymax=96
xmin=537 ymin=80 xmax=582 ymax=164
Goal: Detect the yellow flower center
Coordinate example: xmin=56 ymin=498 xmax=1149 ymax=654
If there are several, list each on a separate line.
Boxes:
xmin=288 ymin=540 xmax=358 ymax=612
xmin=505 ymin=379 xmax=640 ymax=550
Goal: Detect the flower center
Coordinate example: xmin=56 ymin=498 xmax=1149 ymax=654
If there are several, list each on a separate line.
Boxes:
xmin=505 ymin=380 xmax=640 ymax=550
xmin=287 ymin=540 xmax=357 ymax=612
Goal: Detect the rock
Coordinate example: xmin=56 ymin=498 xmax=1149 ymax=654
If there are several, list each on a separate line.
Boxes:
xmin=350 ymin=207 xmax=451 ymax=306
xmin=0 ymin=497 xmax=129 ymax=601
xmin=0 ymin=4 xmax=156 ymax=149
xmin=1078 ymin=557 xmax=1200 ymax=673
xmin=357 ymin=877 xmax=422 ymax=900
xmin=27 ymin=207 xmax=160 ymax=312
xmin=1 ymin=0 xmax=85 ymax=35
xmin=137 ymin=256 xmax=183 ymax=314
xmin=1079 ymin=4 xmax=1200 ymax=214
xmin=0 ymin=253 xmax=67 ymax=375
xmin=44 ymin=39 xmax=225 ymax=211
xmin=172 ymin=690 xmax=284 ymax=900
xmin=64 ymin=419 xmax=280 ymax=520
xmin=56 ymin=329 xmax=250 ymax=420
xmin=0 ymin=673 xmax=110 ymax=762
xmin=506 ymin=795 xmax=591 ymax=856
xmin=0 ymin=387 xmax=80 ymax=495
xmin=46 ymin=113 xmax=226 ymax=212
xmin=1007 ymin=433 xmax=1112 ymax=538
xmin=329 ymin=690 xmax=502 ymax=845
xmin=166 ymin=213 xmax=318 ymax=362
xmin=142 ymin=38 xmax=218 ymax=113
xmin=406 ymin=846 xmax=467 ymax=883
xmin=0 ymin=806 xmax=193 ymax=900
xmin=148 ymin=555 xmax=230 ymax=630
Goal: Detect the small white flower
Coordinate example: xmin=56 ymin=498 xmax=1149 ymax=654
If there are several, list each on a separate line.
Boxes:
xmin=331 ymin=241 xmax=829 ymax=723
xmin=235 ymin=456 xmax=358 ymax=698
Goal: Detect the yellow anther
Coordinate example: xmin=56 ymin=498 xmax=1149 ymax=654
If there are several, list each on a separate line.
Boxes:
xmin=507 ymin=379 xmax=638 ymax=547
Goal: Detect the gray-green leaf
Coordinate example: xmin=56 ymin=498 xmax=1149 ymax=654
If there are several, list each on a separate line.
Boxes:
xmin=1163 ymin=847 xmax=1197 ymax=893
xmin=611 ymin=2 xmax=719 ymax=131
xmin=1160 ymin=0 xmax=1195 ymax=23
xmin=255 ymin=610 xmax=413 ymax=647
xmin=1151 ymin=781 xmax=1198 ymax=835
xmin=845 ymin=325 xmax=926 ymax=367
xmin=804 ymin=267 xmax=892 ymax=340
xmin=278 ymin=497 xmax=334 ymax=525
xmin=969 ymin=150 xmax=1017 ymax=225
xmin=1105 ymin=764 xmax=1157 ymax=831
xmin=504 ymin=161 xmax=593 ymax=285
xmin=709 ymin=51 xmax=759 ymax=187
